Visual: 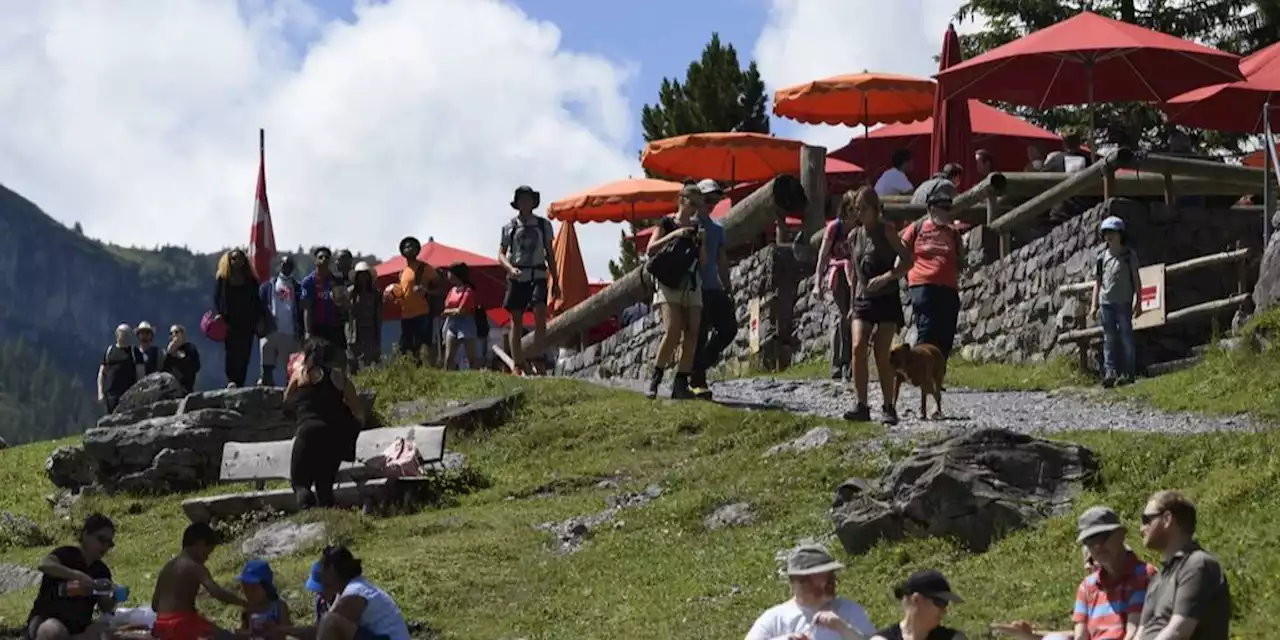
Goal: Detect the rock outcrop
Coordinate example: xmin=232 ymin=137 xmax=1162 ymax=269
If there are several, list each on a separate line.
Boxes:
xmin=831 ymin=428 xmax=1099 ymax=555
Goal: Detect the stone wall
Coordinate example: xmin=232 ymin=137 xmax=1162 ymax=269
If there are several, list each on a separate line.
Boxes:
xmin=560 ymin=198 xmax=1263 ymax=380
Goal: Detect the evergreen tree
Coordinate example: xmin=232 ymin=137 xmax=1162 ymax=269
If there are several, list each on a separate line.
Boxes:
xmin=952 ymin=1 xmax=1277 ymax=154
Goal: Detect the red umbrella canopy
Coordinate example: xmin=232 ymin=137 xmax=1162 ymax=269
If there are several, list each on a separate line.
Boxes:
xmin=1164 ymin=40 xmax=1280 ymax=134
xmin=930 ymin=23 xmax=974 ymax=183
xmin=935 ymin=11 xmax=1244 ymax=108
xmin=830 ymin=102 xmax=1061 ymax=186
xmin=374 ymin=240 xmax=507 ymax=318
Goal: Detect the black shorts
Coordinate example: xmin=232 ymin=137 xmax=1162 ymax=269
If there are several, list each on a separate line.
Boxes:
xmin=504 ymin=278 xmax=548 ymax=312
xmin=852 ymin=294 xmax=904 ymax=327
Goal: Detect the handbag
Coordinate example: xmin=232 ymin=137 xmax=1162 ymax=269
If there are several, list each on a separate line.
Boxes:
xmin=645 ymin=225 xmax=700 ymax=290
xmin=200 ymin=310 xmax=227 ymax=342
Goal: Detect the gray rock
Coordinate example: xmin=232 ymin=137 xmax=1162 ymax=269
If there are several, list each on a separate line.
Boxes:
xmin=536 ymin=484 xmax=663 ymax=554
xmin=115 ymin=373 xmax=187 ymax=414
xmin=240 ymin=521 xmax=327 ymax=559
xmin=1255 ymin=227 xmax=1280 ymax=313
xmin=421 ymin=392 xmax=524 ymax=433
xmin=0 ymin=512 xmax=51 ymax=549
xmin=704 ymin=502 xmax=756 ymax=531
xmin=764 ymin=427 xmax=836 ymax=457
xmin=832 ymin=428 xmax=1098 ymax=555
xmin=0 ymin=436 xmax=7 ymax=450
xmin=0 ymin=563 xmax=41 ymax=593
xmin=96 ymin=398 xmax=182 ymax=428
xmin=45 ymin=446 xmax=97 ymax=490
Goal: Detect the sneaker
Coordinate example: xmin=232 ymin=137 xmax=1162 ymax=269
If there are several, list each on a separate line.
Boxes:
xmin=671 ymin=373 xmax=695 ymax=400
xmin=881 ymin=405 xmax=899 ymax=426
xmin=843 ymin=403 xmax=871 ymax=422
xmin=1101 ymin=376 xmax=1116 ymax=389
xmin=646 ymin=368 xmax=665 ymax=400
xmin=830 ymin=367 xmax=844 ymax=381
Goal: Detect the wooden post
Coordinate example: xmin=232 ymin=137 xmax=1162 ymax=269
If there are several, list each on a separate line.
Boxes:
xmin=1102 ymin=169 xmax=1116 ymax=199
xmin=800 ymin=145 xmax=827 ymax=242
xmin=1237 ymin=241 xmax=1247 ymax=296
xmin=985 ymin=193 xmax=999 ymax=226
xmin=1162 ymin=172 xmax=1175 ymax=207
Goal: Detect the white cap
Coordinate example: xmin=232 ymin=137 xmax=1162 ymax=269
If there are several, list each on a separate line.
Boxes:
xmin=354 ymin=261 xmax=371 ymax=273
xmin=696 ymin=178 xmax=724 ymax=197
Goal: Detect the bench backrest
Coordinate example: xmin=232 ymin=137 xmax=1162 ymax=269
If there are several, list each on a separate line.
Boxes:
xmin=219 ymin=425 xmax=447 ymax=483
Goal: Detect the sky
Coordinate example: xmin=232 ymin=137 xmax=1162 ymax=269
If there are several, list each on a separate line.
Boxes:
xmin=0 ymin=0 xmax=976 ymax=280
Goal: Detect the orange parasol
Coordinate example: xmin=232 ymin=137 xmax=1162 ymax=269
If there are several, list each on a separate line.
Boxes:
xmin=547 ymin=178 xmax=683 ymax=223
xmin=773 ymin=72 xmax=936 ymax=127
xmin=549 ymin=221 xmax=590 ymax=316
xmin=640 ymin=132 xmax=804 ymax=183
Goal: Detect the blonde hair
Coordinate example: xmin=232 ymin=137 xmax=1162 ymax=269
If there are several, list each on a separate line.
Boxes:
xmin=216 ymin=249 xmax=257 ymax=281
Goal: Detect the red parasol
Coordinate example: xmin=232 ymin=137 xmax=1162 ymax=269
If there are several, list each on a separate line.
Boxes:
xmin=930 ymin=24 xmax=973 ymax=184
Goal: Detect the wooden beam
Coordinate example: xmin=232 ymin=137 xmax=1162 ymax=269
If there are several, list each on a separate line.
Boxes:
xmin=1057 ymin=248 xmax=1254 ymax=295
xmin=997 ymin=172 xmax=1260 ymax=200
xmin=1124 ymin=152 xmax=1269 ymax=188
xmin=800 ymin=145 xmax=827 ymax=241
xmin=1056 ymin=293 xmax=1251 ymax=343
xmin=524 ymin=175 xmax=807 ymax=354
xmin=990 ymin=150 xmax=1131 ymax=233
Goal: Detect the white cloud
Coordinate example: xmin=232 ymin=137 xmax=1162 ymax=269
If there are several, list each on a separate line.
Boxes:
xmin=754 ymin=0 xmax=980 ymax=152
xmin=0 ymin=0 xmax=640 ymax=280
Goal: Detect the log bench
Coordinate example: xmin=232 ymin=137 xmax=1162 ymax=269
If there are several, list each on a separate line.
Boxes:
xmin=181 ymin=425 xmax=447 ymax=523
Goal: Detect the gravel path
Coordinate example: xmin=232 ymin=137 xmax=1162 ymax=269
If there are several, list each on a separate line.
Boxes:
xmin=589 ymin=376 xmax=1263 ymax=438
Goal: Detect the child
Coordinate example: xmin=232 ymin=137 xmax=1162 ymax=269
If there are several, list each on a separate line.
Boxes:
xmin=440 ymin=262 xmax=480 ymax=371
xmin=1089 ymin=216 xmax=1142 ymax=387
xmin=238 ymin=559 xmax=291 ymax=637
xmin=150 ymin=523 xmax=248 ymax=640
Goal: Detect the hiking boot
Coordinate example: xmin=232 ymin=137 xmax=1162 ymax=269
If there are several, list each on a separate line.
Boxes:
xmin=881 ymin=405 xmax=900 ymax=426
xmin=690 ymin=371 xmax=713 ymax=400
xmin=671 ymin=373 xmax=695 ymax=400
xmin=843 ymin=403 xmax=871 ymax=422
xmin=646 ymin=367 xmax=665 ymax=400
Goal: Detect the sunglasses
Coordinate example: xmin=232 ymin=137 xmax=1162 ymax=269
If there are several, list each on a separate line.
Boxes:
xmin=96 ymin=534 xmax=115 ymax=549
xmin=1140 ymin=510 xmax=1166 ymax=526
xmin=929 ymin=596 xmax=949 ymax=609
xmin=170 ymin=330 xmax=183 ymax=336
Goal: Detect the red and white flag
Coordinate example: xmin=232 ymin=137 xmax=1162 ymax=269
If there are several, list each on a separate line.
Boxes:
xmin=249 ymin=128 xmax=276 ymax=280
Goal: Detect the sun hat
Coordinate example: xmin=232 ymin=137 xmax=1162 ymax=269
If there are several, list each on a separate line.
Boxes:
xmin=135 ymin=321 xmax=154 ymax=334
xmin=1076 ymin=505 xmax=1125 ymax=544
xmin=511 ymin=185 xmax=541 ymax=209
xmin=785 ymin=544 xmax=846 ymax=576
xmin=239 ymin=559 xmax=274 ymax=586
xmin=305 ymin=560 xmax=323 ymax=593
xmin=895 ymin=569 xmax=964 ymax=604
xmin=1100 ymin=216 xmax=1126 ymax=232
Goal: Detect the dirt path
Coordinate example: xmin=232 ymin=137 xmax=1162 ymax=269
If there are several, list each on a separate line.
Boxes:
xmin=592 ymin=376 xmax=1262 ymax=438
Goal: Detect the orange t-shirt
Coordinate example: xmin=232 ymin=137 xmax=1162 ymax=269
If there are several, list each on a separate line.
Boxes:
xmin=397 ymin=264 xmax=436 ymax=318
xmin=900 ymin=219 xmax=960 ymax=288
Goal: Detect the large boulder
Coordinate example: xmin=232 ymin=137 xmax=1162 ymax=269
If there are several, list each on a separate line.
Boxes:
xmin=1254 ymin=229 xmax=1280 ymax=313
xmin=832 ymin=429 xmax=1099 ymax=555
xmin=45 ymin=445 xmax=98 ymax=490
xmin=96 ymin=398 xmax=182 ymax=428
xmin=115 ymin=373 xmax=187 ymax=414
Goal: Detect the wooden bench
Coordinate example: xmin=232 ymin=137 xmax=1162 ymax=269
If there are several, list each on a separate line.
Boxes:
xmin=181 ymin=425 xmax=447 ymax=523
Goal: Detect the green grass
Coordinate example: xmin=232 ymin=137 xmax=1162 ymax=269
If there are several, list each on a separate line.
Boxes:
xmin=0 ymin=360 xmax=1278 ymax=638
xmin=777 ymin=356 xmax=1090 ymax=391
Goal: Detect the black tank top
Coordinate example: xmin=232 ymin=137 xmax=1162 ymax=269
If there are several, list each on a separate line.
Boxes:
xmin=853 ymin=222 xmax=898 ymax=298
xmin=874 ymin=623 xmax=958 ymax=640
xmin=290 ymin=367 xmax=353 ymax=426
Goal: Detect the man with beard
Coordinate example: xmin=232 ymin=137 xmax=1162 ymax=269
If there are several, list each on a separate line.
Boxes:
xmin=745 ymin=545 xmax=876 ymax=640
xmin=1136 ymin=491 xmax=1231 ymax=640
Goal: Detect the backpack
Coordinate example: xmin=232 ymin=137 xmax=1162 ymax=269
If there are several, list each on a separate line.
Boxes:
xmin=1096 ymin=247 xmax=1140 ymax=294
xmin=368 ymin=437 xmax=425 ymax=478
xmin=908 ymin=218 xmax=960 ymax=255
xmin=505 ymin=217 xmax=554 ymax=268
xmin=645 ymin=221 xmax=700 ymax=289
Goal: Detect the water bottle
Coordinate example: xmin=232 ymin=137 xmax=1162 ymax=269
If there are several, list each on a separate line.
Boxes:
xmin=91 ymin=579 xmax=113 ymax=597
xmin=57 ymin=580 xmax=88 ymax=598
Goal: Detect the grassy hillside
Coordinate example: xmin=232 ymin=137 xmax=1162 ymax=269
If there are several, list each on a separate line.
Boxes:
xmin=0 ymin=360 xmax=1276 ymax=638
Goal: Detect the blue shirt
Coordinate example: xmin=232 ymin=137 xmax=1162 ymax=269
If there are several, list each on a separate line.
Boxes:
xmin=340 ymin=578 xmax=410 ymax=640
xmin=698 ymin=216 xmax=726 ymax=290
xmin=300 ymin=271 xmax=339 ymax=328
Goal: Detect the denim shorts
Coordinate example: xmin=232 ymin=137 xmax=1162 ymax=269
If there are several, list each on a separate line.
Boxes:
xmin=443 ymin=315 xmax=477 ymax=340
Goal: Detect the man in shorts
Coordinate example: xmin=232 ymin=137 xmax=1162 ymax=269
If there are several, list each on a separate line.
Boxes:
xmin=150 ymin=523 xmax=248 ymax=640
xmin=498 ymin=185 xmax=560 ymax=374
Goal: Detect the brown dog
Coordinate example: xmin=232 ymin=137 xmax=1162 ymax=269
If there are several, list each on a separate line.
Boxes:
xmin=888 ymin=343 xmax=947 ymax=420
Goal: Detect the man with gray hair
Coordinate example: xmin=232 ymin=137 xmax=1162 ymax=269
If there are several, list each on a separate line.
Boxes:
xmin=745 ymin=544 xmax=876 ymax=640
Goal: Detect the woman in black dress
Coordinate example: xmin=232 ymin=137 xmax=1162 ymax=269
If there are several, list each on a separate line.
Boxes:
xmin=213 ymin=249 xmax=264 ymax=388
xmin=844 ymin=186 xmax=913 ymax=426
xmin=283 ymin=337 xmax=365 ymax=509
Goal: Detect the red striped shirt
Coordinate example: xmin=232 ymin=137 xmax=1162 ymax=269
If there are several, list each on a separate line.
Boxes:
xmin=1072 ymin=552 xmax=1157 ymax=640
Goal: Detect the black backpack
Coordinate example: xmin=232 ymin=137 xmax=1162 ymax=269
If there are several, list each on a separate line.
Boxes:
xmin=645 ymin=222 xmax=700 ymax=289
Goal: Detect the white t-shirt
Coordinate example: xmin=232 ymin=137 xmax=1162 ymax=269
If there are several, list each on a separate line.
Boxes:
xmin=745 ymin=597 xmax=877 ymax=640
xmin=339 ymin=578 xmax=410 ymax=640
xmin=874 ymin=168 xmax=914 ymax=197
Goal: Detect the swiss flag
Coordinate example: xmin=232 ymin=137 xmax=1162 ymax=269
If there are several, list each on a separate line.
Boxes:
xmin=249 ymin=128 xmax=276 ymax=280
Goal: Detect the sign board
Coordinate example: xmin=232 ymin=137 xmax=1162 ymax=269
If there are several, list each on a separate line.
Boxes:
xmin=1134 ymin=263 xmax=1167 ymax=330
xmin=748 ymin=298 xmax=761 ymax=354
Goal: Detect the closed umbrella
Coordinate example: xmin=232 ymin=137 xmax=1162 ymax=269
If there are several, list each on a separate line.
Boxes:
xmin=549 ymin=222 xmax=590 ymax=316
xmin=930 ymin=24 xmax=973 ymax=183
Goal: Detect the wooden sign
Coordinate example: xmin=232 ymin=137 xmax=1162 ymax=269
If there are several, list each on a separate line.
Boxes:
xmin=1134 ymin=263 xmax=1167 ymax=330
xmin=748 ymin=298 xmax=761 ymax=354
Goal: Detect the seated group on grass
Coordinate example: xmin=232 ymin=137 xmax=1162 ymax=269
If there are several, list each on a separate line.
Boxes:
xmin=746 ymin=490 xmax=1231 ymax=640
xmin=27 ymin=518 xmax=409 ymax=640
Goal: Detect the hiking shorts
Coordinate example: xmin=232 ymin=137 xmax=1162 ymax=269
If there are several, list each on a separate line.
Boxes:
xmin=852 ymin=294 xmax=904 ymax=328
xmin=504 ymin=277 xmax=548 ymax=313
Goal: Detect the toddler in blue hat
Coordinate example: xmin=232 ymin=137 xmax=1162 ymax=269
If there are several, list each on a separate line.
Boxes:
xmin=238 ymin=559 xmax=291 ymax=637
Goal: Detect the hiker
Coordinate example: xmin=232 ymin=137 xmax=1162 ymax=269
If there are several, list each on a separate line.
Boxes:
xmin=645 ymin=181 xmax=707 ymax=400
xmin=427 ymin=266 xmax=449 ymax=367
xmin=814 ymin=190 xmax=857 ymax=381
xmin=441 ymin=262 xmax=480 ymax=371
xmin=744 ymin=544 xmax=876 ymax=640
xmin=346 ymin=262 xmax=383 ymax=373
xmin=214 ymin=248 xmax=265 ymax=388
xmin=311 ymin=546 xmax=411 ymax=640
xmin=302 ymin=246 xmax=349 ymax=370
xmin=26 ymin=514 xmax=118 ymax=640
xmin=689 ymin=178 xmax=735 ymax=400
xmin=1090 ymin=217 xmax=1142 ymax=387
xmin=98 ymin=324 xmax=138 ymax=413
xmin=992 ymin=506 xmax=1156 ymax=640
xmin=874 ymin=149 xmax=915 ymax=197
xmin=974 ymin=149 xmax=995 ymax=181
xmin=901 ymin=180 xmax=964 ymax=363
xmin=150 ymin=522 xmax=248 ymax=640
xmin=1136 ymin=491 xmax=1231 ymax=640
xmin=161 ymin=324 xmax=201 ymax=394
xmin=392 ymin=236 xmax=436 ymax=365
xmin=133 ymin=321 xmax=163 ymax=378
xmin=871 ymin=570 xmax=967 ymax=640
xmin=911 ymin=164 xmax=963 ymax=205
xmin=844 ymin=186 xmax=913 ymax=426
xmin=237 ymin=559 xmax=292 ymax=637
xmin=283 ymin=337 xmax=364 ymax=509
xmin=499 ymin=185 xmax=561 ymax=374
xmin=259 ymin=255 xmax=304 ymax=386
xmin=333 ymin=250 xmax=355 ymax=331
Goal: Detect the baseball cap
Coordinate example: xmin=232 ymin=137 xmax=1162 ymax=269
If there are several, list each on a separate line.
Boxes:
xmin=695 ymin=178 xmax=725 ymax=199
xmin=1100 ymin=216 xmax=1125 ymax=232
xmin=239 ymin=559 xmax=274 ymax=586
xmin=895 ymin=569 xmax=964 ymax=604
xmin=785 ymin=544 xmax=845 ymax=576
xmin=305 ymin=560 xmax=324 ymax=593
xmin=926 ymin=180 xmax=958 ymax=207
xmin=1076 ymin=506 xmax=1125 ymax=544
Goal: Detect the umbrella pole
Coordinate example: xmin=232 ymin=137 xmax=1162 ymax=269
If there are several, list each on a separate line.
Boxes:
xmin=1086 ymin=62 xmax=1097 ymax=163
xmin=1265 ymin=102 xmax=1273 ymax=243
xmin=863 ymin=92 xmax=871 ymax=170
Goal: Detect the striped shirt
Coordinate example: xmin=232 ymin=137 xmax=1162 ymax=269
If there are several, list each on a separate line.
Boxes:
xmin=1072 ymin=553 xmax=1157 ymax=640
